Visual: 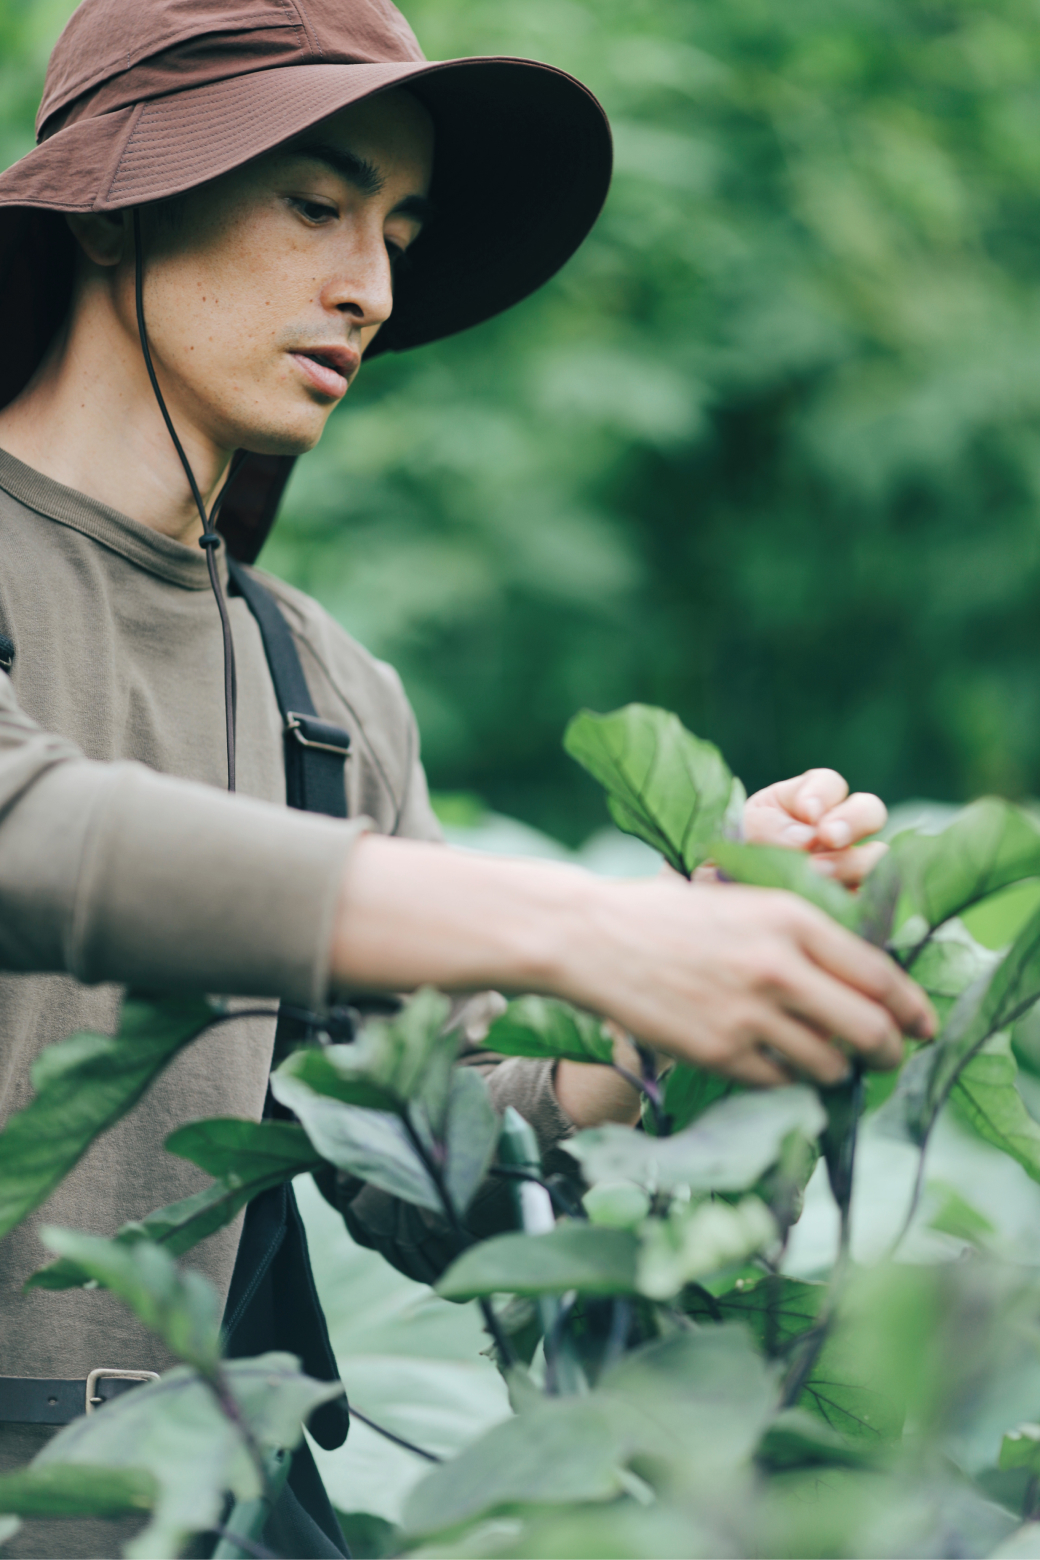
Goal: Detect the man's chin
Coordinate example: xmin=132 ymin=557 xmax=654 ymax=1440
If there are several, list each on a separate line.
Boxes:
xmin=233 ymin=412 xmax=331 ymax=459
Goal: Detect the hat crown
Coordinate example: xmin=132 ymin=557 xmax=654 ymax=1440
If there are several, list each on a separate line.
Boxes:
xmin=38 ymin=0 xmax=425 ymax=140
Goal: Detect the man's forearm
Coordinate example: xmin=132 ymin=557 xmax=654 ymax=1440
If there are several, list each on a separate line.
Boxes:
xmin=330 ymin=833 xmax=934 ymax=1090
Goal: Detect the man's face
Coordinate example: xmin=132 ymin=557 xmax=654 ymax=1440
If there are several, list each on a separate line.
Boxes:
xmin=122 ymin=89 xmax=433 ymax=456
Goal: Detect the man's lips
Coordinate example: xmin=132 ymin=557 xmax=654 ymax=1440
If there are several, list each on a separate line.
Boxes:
xmin=290 ymin=345 xmax=360 ymax=399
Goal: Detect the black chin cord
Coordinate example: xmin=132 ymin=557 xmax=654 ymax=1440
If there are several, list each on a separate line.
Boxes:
xmin=133 ymin=207 xmax=238 ymax=793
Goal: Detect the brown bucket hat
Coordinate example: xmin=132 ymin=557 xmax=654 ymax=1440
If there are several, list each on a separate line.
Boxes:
xmin=0 ymin=0 xmax=612 ymax=559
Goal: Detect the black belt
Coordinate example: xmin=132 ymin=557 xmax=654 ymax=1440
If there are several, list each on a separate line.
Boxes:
xmin=0 ymin=1369 xmax=159 ymax=1425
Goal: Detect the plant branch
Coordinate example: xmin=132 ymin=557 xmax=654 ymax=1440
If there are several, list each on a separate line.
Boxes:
xmin=201 ymin=1366 xmax=277 ymax=1506
xmin=206 ymin=1526 xmax=276 ymax=1560
xmin=400 ymin=1113 xmax=518 ymax=1371
xmin=349 ymin=1406 xmax=442 ymax=1462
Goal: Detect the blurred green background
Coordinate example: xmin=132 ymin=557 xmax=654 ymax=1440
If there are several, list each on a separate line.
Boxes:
xmin=7 ymin=0 xmax=1040 ymax=844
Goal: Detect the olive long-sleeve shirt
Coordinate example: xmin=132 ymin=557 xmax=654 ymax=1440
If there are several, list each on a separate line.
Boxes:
xmin=0 ymin=449 xmax=573 ymax=1529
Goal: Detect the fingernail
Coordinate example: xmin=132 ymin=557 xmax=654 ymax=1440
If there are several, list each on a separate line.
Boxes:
xmin=782 ymin=823 xmax=814 ymax=846
xmin=822 ymin=820 xmax=852 ymax=848
xmin=913 ymin=1011 xmax=937 ymax=1040
xmin=802 ymin=795 xmax=824 ymax=823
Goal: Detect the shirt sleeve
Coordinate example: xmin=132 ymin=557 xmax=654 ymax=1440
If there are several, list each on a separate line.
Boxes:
xmin=0 ymin=672 xmax=364 ymax=1007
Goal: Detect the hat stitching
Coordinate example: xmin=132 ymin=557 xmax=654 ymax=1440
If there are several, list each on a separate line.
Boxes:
xmin=286 ymin=0 xmax=324 ymax=62
xmin=39 ymin=7 xmax=299 ymax=134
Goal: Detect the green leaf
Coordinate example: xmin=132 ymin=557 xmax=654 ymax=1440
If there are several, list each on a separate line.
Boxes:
xmin=582 ymin=1181 xmax=651 ymax=1229
xmin=949 ymin=1032 xmax=1040 ymax=1183
xmin=1000 ymin=1424 xmax=1040 ymax=1475
xmin=684 ymin=1273 xmax=823 ymax=1355
xmin=904 ymin=920 xmax=1002 ymax=1009
xmin=28 ymin=1121 xmax=322 ymax=1291
xmin=275 ymin=988 xmax=458 ymax=1124
xmin=881 ymin=897 xmax=1040 ymax=1145
xmin=925 ymin=1181 xmax=996 ymax=1246
xmin=0 ymin=1465 xmax=156 ymax=1518
xmin=567 ymin=1085 xmax=826 ymax=1193
xmin=38 ymin=1230 xmax=221 ymax=1373
xmin=646 ymin=1064 xmax=736 ymax=1137
xmin=711 ymin=840 xmax=857 ymax=927
xmin=403 ymin=1396 xmax=628 ymax=1537
xmin=0 ymin=994 xmax=215 ymax=1242
xmin=270 ymin=1068 xmax=441 ymax=1213
xmin=756 ymin=1408 xmax=877 ymax=1470
xmin=485 ymin=997 xmax=614 ymax=1066
xmin=437 ymin=1224 xmax=638 ymax=1300
xmin=636 ymin=1195 xmax=776 ymax=1299
xmin=887 ymin=799 xmax=1040 ymax=934
xmin=596 ymin=1326 xmax=777 ymax=1475
xmin=563 ymin=704 xmax=744 ymax=875
xmin=441 ymin=1067 xmax=499 ymax=1217
xmin=34 ymin=1354 xmax=342 ymax=1560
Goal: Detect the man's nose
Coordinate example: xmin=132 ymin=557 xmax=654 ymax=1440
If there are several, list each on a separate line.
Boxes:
xmin=321 ymin=230 xmax=394 ymax=332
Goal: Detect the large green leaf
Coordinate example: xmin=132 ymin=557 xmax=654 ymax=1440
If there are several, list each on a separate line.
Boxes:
xmin=567 ymin=1086 xmax=826 ymax=1193
xmin=685 ymin=1273 xmax=824 ymax=1355
xmin=901 ymin=919 xmax=1003 ymax=1024
xmin=437 ymin=1224 xmax=638 ymax=1300
xmin=887 ymin=799 xmax=1040 ymax=936
xmin=0 ymin=994 xmax=215 ymax=1242
xmin=271 ymin=1069 xmax=441 ymax=1213
xmin=274 ymin=989 xmax=458 ymax=1125
xmin=563 ymin=704 xmax=744 ymax=875
xmin=949 ymin=1033 xmax=1040 ymax=1183
xmin=403 ymin=1396 xmax=628 ymax=1536
xmin=484 ymin=997 xmax=614 ymax=1066
xmin=29 ymin=1120 xmax=322 ymax=1291
xmin=0 ymin=1465 xmax=156 ymax=1518
xmin=883 ymin=898 xmax=1040 ymax=1144
xmin=596 ymin=1327 xmax=777 ymax=1477
xmin=35 ymin=1354 xmax=342 ymax=1560
xmin=648 ymin=1063 xmax=736 ymax=1136
xmin=711 ymin=840 xmax=857 ymax=928
xmin=636 ymin=1196 xmax=776 ymax=1299
xmin=39 ymin=1230 xmax=222 ymax=1373
xmin=441 ymin=1067 xmax=500 ymax=1216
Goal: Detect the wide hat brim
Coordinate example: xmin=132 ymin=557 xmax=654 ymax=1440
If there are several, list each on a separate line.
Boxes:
xmin=0 ymin=58 xmax=612 ymax=558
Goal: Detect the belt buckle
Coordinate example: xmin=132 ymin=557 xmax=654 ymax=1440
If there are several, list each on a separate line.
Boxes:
xmin=85 ymin=1367 xmax=159 ymax=1414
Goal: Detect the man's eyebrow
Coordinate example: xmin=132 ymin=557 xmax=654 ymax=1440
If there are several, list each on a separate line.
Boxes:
xmin=286 ymin=140 xmax=432 ymax=225
xmin=289 ymin=140 xmax=385 ymax=196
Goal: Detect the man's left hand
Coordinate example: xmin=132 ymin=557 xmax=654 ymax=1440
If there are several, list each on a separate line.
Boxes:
xmin=743 ymin=769 xmax=887 ymax=886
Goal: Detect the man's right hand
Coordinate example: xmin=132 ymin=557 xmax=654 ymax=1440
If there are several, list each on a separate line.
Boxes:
xmin=558 ymin=874 xmax=934 ymax=1087
xmin=331 ymin=835 xmax=935 ymax=1094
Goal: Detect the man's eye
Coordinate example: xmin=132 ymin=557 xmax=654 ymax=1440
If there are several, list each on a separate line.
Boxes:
xmin=386 ymin=240 xmax=409 ymax=273
xmin=292 ymin=198 xmax=336 ymax=224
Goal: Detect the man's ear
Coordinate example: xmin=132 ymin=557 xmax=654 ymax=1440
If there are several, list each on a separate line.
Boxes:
xmin=65 ymin=210 xmax=129 ymax=267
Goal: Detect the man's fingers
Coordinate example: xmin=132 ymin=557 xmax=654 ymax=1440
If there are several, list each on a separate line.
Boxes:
xmin=754 ymin=1012 xmax=852 ymax=1086
xmin=798 ymin=913 xmax=936 ymax=1041
xmin=810 ymin=841 xmax=888 ymax=885
xmin=790 ymin=769 xmax=849 ymax=825
xmin=726 ymin=1049 xmax=796 ymax=1088
xmin=815 ymin=792 xmax=887 ymax=851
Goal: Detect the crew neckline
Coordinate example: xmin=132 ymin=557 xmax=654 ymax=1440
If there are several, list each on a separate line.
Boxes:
xmin=0 ymin=446 xmax=227 ymax=591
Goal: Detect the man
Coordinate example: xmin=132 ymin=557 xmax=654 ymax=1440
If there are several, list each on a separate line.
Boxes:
xmin=0 ymin=0 xmax=932 ymax=1552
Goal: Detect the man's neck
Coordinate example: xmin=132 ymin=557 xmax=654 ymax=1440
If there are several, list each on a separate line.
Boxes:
xmin=0 ymin=286 xmax=231 ymax=547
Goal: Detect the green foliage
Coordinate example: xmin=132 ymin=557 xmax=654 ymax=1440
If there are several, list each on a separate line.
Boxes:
xmin=0 ymin=994 xmax=216 ymax=1243
xmin=0 ymin=1465 xmax=156 ymax=1518
xmin=38 ymin=1230 xmax=222 ymax=1373
xmin=649 ymin=1062 xmax=735 ymax=1136
xmin=28 ymin=1120 xmax=322 ymax=1290
xmin=485 ymin=997 xmax=615 ymax=1066
xmin=563 ymin=704 xmax=744 ymax=873
xmin=568 ymin=1086 xmax=826 ymax=1193
xmin=437 ymin=1224 xmax=639 ymax=1301
xmin=712 ymin=839 xmax=859 ymax=927
xmin=34 ymin=1355 xmax=341 ymax=1560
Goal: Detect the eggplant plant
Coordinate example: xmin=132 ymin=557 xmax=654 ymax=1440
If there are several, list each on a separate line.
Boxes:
xmin=5 ymin=705 xmax=1040 ymax=1557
